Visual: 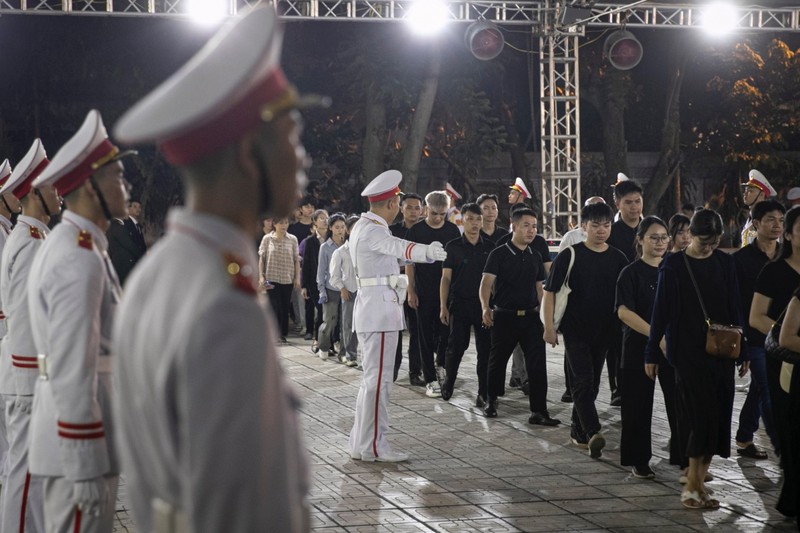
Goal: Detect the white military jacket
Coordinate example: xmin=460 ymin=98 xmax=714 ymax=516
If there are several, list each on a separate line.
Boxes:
xmin=0 ymin=214 xmax=14 ymax=338
xmin=0 ymin=216 xmax=49 ymax=397
xmin=27 ymin=210 xmax=121 ymax=480
xmin=113 ymin=209 xmax=309 ymax=533
xmin=349 ymin=211 xmax=431 ymax=333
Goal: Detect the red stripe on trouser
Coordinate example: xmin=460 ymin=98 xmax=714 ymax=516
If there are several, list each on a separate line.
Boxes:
xmin=372 ymin=332 xmax=385 ymax=458
xmin=18 ymin=471 xmax=30 ymax=533
xmin=73 ymin=508 xmax=82 ymax=533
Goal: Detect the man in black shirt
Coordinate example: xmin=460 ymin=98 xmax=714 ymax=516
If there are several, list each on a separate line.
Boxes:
xmin=480 ymin=208 xmax=560 ymax=425
xmin=543 ymin=202 xmax=628 ymax=458
xmin=439 ymin=204 xmax=494 ymax=404
xmin=407 ymin=191 xmax=462 ymax=398
xmin=477 ymin=193 xmax=508 ymax=244
xmin=733 ymin=199 xmax=785 ymax=459
xmin=605 ymin=178 xmax=643 ymax=406
xmin=390 ymin=193 xmax=424 ymax=385
xmin=288 ymin=196 xmax=314 ymax=334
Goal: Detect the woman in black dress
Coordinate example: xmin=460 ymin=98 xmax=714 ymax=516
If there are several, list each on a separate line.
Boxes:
xmin=646 ymin=209 xmax=748 ymax=509
xmin=616 ymin=216 xmax=679 ymax=479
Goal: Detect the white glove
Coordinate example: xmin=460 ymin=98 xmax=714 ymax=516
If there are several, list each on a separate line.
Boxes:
xmin=72 ymin=478 xmax=107 ymax=516
xmin=425 ymin=241 xmax=447 ymax=262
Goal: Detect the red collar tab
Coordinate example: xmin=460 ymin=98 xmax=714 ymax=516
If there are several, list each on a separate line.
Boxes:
xmin=77 ymin=230 xmax=93 ymax=250
xmin=28 ymin=226 xmax=42 ymax=240
xmin=224 ymin=253 xmax=256 ymax=295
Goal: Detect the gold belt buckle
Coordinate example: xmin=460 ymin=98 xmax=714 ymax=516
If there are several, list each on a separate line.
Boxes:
xmin=516 ymin=310 xmax=525 ymax=317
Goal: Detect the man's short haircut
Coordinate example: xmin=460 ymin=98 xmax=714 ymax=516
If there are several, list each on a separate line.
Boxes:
xmin=509 ymin=203 xmax=530 ymax=217
xmin=476 ymin=193 xmax=498 ymax=206
xmin=752 ymin=199 xmax=786 ymax=221
xmin=345 ymin=215 xmax=360 ymax=231
xmin=461 ymin=202 xmax=482 ymax=217
xmin=511 ymin=207 xmax=537 ymax=224
xmin=425 ymin=191 xmax=450 ymax=210
xmin=613 ymin=180 xmax=643 ymax=199
xmin=690 ymin=208 xmax=724 ymax=237
xmin=400 ymin=192 xmax=423 ymax=205
xmin=681 ymin=202 xmax=695 ymax=212
xmin=300 ymin=195 xmax=315 ymax=207
xmin=581 ymin=202 xmax=614 ymax=224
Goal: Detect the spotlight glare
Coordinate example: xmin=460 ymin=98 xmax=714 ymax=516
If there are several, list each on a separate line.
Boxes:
xmin=702 ymin=2 xmax=738 ymax=36
xmin=406 ymin=0 xmax=449 ymax=36
xmin=186 ymin=0 xmax=228 ymax=25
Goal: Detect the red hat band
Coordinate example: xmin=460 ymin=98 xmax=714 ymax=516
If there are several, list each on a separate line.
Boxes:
xmin=160 ymin=69 xmax=290 ymax=166
xmin=55 ymin=139 xmax=119 ymax=197
xmin=368 ymin=186 xmax=401 ymax=203
xmin=511 ymin=185 xmax=528 ymax=199
xmin=14 ymin=158 xmax=50 ymax=200
xmin=748 ymin=179 xmax=771 ymax=197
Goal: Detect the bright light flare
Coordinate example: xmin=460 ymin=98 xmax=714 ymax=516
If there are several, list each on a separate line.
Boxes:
xmin=406 ymin=0 xmax=449 ymax=36
xmin=186 ymin=0 xmax=228 ymax=25
xmin=701 ymin=2 xmax=738 ymax=36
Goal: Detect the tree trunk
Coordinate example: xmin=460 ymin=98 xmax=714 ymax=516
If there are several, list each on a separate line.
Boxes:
xmin=644 ymin=45 xmax=688 ymax=216
xmin=400 ymin=48 xmax=442 ymax=193
xmin=361 ymin=82 xmax=387 ymax=187
xmin=599 ymin=69 xmax=630 ymax=183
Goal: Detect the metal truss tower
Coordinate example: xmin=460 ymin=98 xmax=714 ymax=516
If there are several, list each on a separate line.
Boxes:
xmin=4 ymin=0 xmax=799 ymax=236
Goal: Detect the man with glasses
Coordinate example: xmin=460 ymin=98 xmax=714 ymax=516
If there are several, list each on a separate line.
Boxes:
xmin=407 ymin=191 xmax=461 ymax=397
xmin=741 ymin=170 xmax=777 ymax=247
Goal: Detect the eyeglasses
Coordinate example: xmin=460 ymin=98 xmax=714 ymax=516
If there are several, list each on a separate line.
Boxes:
xmin=646 ymin=235 xmax=670 ymax=243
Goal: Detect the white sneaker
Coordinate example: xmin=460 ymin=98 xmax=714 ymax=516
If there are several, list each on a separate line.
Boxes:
xmin=376 ymin=451 xmax=409 ymax=463
xmin=426 ymin=381 xmax=441 ymax=398
xmin=345 ymin=359 xmax=358 ymax=367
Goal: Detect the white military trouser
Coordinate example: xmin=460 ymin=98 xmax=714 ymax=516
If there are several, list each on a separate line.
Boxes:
xmin=349 ymin=331 xmax=399 ymax=460
xmin=2 ymin=394 xmax=44 ymax=533
xmin=42 ymin=475 xmax=118 ymax=533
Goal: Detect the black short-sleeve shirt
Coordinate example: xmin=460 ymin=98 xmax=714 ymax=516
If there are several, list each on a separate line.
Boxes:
xmin=615 ymin=259 xmax=660 ymax=366
xmin=443 ymin=235 xmax=495 ymax=304
xmin=607 ymin=219 xmax=638 ymax=263
xmin=389 ymin=220 xmax=414 ymax=240
xmin=754 ymin=259 xmax=800 ymax=322
xmin=406 ymin=220 xmax=462 ymax=298
xmin=545 ymin=242 xmax=629 ymax=342
xmin=288 ymin=221 xmax=312 ymax=244
xmin=733 ymin=240 xmax=774 ymax=345
xmin=495 ymin=233 xmax=552 ymax=265
xmin=483 ymin=242 xmax=546 ymax=310
xmin=480 ymin=227 xmax=509 ymax=245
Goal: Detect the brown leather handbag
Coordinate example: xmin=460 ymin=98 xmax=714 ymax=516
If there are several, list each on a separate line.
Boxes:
xmin=683 ymin=253 xmax=742 ymax=360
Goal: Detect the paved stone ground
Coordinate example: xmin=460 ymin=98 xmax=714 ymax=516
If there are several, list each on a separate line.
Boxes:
xmin=113 ymin=330 xmax=797 ymax=532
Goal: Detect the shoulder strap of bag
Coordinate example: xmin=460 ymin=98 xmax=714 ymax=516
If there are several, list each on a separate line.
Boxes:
xmin=683 ymin=251 xmax=710 ymax=326
xmin=563 ymin=246 xmax=576 ymax=287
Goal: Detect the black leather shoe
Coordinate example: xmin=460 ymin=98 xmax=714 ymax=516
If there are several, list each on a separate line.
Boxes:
xmin=409 ymin=375 xmax=426 ymax=387
xmin=475 ymin=395 xmax=486 ymax=408
xmin=561 ymin=391 xmax=573 ymax=403
xmin=441 ymin=381 xmax=453 ymax=401
xmin=508 ymin=377 xmax=522 ymax=388
xmin=528 ymin=411 xmax=561 ymax=426
xmin=483 ymin=398 xmax=498 ymax=418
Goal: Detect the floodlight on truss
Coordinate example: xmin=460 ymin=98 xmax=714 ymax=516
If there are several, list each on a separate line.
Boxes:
xmin=406 ymin=0 xmax=449 ymax=36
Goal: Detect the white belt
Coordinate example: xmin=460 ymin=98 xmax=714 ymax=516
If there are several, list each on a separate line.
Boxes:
xmin=38 ymin=354 xmax=112 ymax=380
xmin=357 ymin=276 xmax=392 ymax=288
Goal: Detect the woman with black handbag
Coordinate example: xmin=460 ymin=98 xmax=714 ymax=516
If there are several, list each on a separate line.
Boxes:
xmin=646 ymin=209 xmax=749 ymax=510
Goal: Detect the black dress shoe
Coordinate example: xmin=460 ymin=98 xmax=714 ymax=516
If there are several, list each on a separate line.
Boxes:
xmin=528 ymin=411 xmax=561 ymax=426
xmin=409 ymin=375 xmax=426 ymax=387
xmin=508 ymin=377 xmax=522 ymax=388
xmin=561 ymin=391 xmax=573 ymax=403
xmin=441 ymin=381 xmax=453 ymax=401
xmin=475 ymin=395 xmax=486 ymax=408
xmin=483 ymin=399 xmax=498 ymax=418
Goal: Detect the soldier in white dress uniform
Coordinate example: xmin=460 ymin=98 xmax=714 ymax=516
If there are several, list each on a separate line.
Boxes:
xmin=112 ymin=6 xmax=322 ymax=532
xmin=0 ymin=159 xmax=20 ymax=498
xmin=0 ymin=138 xmax=61 ymax=533
xmin=27 ymin=110 xmax=132 ymax=533
xmin=349 ymin=170 xmax=447 ymax=463
xmin=741 ymin=169 xmax=777 ymax=247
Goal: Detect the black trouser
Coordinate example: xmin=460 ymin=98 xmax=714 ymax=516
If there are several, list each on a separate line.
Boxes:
xmin=768 ymin=355 xmax=797 ymax=516
xmin=606 ymin=324 xmax=622 ymax=398
xmin=487 ymin=311 xmax=548 ymax=413
xmin=304 ymin=288 xmax=322 ymax=340
xmin=395 ymin=301 xmax=421 ymax=379
xmin=443 ymin=301 xmax=491 ymax=399
xmin=416 ymin=299 xmax=449 ymax=383
xmin=563 ymin=333 xmax=609 ymax=442
xmin=620 ymin=359 xmax=679 ymax=466
xmin=267 ymin=283 xmax=293 ymax=337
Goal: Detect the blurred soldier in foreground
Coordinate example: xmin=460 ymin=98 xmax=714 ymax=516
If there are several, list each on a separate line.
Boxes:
xmin=28 ymin=110 xmax=132 ymax=533
xmin=113 ymin=7 xmax=318 ymax=532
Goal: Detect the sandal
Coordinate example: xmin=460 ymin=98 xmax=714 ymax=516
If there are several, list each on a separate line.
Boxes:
xmin=681 ymin=490 xmax=718 ymax=510
xmin=737 ymin=443 xmax=768 ymax=460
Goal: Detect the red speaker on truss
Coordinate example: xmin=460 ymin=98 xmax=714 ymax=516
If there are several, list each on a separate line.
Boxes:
xmin=465 ymin=21 xmax=504 ymax=61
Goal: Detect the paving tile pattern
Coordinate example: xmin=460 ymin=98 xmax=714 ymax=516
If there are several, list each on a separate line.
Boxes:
xmin=110 ymin=331 xmax=798 ymax=532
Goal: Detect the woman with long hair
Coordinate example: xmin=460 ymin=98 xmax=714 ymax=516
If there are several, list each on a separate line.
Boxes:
xmin=316 ymin=213 xmax=347 ymax=359
xmin=646 ymin=209 xmax=748 ymax=509
xmin=616 ymin=216 xmax=679 ymax=479
xmin=301 ymin=209 xmax=329 ymax=351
